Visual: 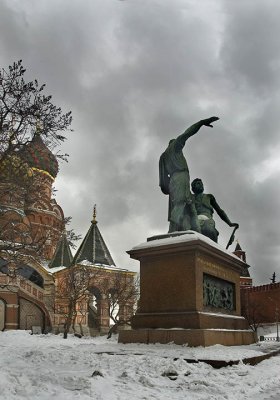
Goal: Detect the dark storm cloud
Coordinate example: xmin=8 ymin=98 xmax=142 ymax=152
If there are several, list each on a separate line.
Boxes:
xmin=216 ymin=0 xmax=280 ymax=283
xmin=1 ymin=0 xmax=280 ymax=283
xmin=221 ymin=0 xmax=280 ymax=95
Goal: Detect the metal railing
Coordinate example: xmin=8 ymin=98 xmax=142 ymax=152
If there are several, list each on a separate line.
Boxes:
xmin=260 ymin=335 xmax=280 ymax=342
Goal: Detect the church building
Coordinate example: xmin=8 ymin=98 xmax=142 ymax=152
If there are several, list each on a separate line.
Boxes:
xmin=0 ymin=135 xmax=136 ymax=334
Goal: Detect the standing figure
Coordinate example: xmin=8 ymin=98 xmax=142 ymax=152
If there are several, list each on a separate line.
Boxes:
xmin=191 ymin=178 xmax=239 ymax=242
xmin=159 ymin=117 xmax=219 ymax=233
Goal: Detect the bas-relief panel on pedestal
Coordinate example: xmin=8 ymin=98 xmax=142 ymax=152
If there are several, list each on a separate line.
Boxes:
xmin=203 ymin=273 xmax=235 ymax=311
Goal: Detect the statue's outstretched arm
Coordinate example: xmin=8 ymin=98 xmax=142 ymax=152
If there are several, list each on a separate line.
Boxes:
xmin=210 ymin=195 xmax=239 ymax=228
xmin=174 ymin=117 xmax=219 ymax=152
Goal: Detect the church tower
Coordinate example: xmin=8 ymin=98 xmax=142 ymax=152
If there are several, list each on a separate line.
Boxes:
xmin=18 ymin=134 xmax=65 ymax=260
xmin=0 ymin=133 xmax=66 ymax=332
xmin=0 ymin=133 xmax=65 ymax=261
xmin=233 ymin=241 xmax=246 ymax=263
xmin=233 ymin=241 xmax=252 ymax=287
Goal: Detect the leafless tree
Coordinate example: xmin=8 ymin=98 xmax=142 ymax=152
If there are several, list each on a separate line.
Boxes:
xmin=242 ymin=296 xmax=265 ymax=332
xmin=55 ymin=265 xmax=102 ymax=339
xmin=0 ymin=60 xmax=72 ymax=163
xmin=105 ymin=272 xmax=139 ymax=338
xmin=0 ymin=59 xmax=73 ymax=282
xmin=63 ymin=216 xmax=82 ymax=249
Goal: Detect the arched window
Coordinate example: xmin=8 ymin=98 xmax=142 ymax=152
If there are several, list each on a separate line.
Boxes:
xmin=17 ymin=264 xmax=44 ymax=288
xmin=0 ymin=259 xmax=8 ymax=274
xmin=88 ymin=286 xmax=101 ymax=308
xmin=0 ymin=260 xmax=44 ymax=289
xmin=87 ymin=287 xmax=102 ymax=329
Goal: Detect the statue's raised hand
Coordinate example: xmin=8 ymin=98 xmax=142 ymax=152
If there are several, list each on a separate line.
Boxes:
xmin=202 ymin=116 xmax=219 ymax=128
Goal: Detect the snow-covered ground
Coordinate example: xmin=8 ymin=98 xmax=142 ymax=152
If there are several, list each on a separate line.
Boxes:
xmin=1 ymin=331 xmax=280 ymax=400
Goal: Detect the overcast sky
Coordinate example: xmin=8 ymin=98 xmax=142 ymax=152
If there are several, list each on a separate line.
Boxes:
xmin=1 ymin=0 xmax=280 ymax=285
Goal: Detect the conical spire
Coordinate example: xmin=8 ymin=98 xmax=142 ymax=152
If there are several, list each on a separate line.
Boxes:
xmin=92 ymin=204 xmax=97 ymax=224
xmin=234 ymin=241 xmax=242 ymax=252
xmin=49 ymin=233 xmax=73 ymax=268
xmin=72 ymin=206 xmax=116 ymax=266
xmin=233 ymin=239 xmax=247 ymax=264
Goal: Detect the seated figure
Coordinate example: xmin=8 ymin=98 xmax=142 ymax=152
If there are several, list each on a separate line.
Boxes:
xmin=191 ymin=178 xmax=239 ymax=242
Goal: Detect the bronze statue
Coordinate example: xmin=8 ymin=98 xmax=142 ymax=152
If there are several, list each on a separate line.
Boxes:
xmin=159 ymin=117 xmax=219 ymax=233
xmin=191 ymin=178 xmax=239 ymax=242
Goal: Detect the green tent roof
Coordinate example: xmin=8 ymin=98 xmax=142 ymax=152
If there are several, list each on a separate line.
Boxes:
xmin=72 ymin=218 xmax=115 ymax=266
xmin=49 ymin=233 xmax=73 ymax=268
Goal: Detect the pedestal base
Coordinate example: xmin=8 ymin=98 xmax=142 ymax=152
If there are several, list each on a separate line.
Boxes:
xmin=131 ymin=311 xmax=249 ymax=330
xmin=119 ymin=328 xmax=257 ymax=347
xmin=120 ymin=232 xmax=256 ymax=347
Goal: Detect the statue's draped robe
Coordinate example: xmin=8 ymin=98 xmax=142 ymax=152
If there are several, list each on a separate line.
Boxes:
xmin=159 ymin=135 xmax=192 ymax=230
xmin=159 ymin=121 xmax=204 ymax=232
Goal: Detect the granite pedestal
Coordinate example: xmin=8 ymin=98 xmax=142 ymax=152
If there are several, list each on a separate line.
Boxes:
xmin=119 ymin=231 xmax=256 ymax=346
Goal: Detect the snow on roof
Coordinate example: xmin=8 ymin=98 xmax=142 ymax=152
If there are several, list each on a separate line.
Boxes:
xmin=43 ymin=265 xmax=66 ymax=274
xmin=39 ymin=260 xmax=133 ymax=275
xmin=0 ymin=206 xmax=25 ymax=217
xmin=39 ymin=260 xmax=65 ymax=274
xmin=78 ymin=259 xmax=131 ymax=273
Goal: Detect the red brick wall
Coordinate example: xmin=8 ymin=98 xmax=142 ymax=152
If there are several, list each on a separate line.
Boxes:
xmin=241 ymin=283 xmax=280 ymax=324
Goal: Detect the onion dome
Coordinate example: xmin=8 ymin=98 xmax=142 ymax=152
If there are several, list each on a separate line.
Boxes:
xmin=19 ymin=135 xmax=59 ymax=179
xmin=0 ymin=154 xmax=33 ymax=183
